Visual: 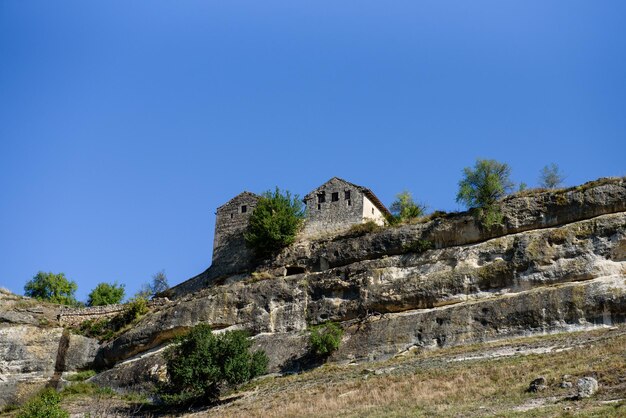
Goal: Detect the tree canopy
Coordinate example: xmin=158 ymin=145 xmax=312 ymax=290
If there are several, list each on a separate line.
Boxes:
xmin=87 ymin=282 xmax=125 ymax=306
xmin=539 ymin=163 xmax=565 ymax=189
xmin=456 ymin=159 xmax=514 ymax=228
xmin=389 ymin=191 xmax=426 ymax=224
xmin=24 ymin=271 xmax=78 ymax=306
xmin=244 ymin=187 xmax=304 ymax=257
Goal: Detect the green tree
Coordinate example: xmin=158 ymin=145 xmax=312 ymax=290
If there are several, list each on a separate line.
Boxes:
xmin=389 ymin=191 xmax=426 ymax=224
xmin=539 ymin=163 xmax=565 ymax=189
xmin=24 ymin=271 xmax=78 ymax=306
xmin=159 ymin=324 xmax=268 ymax=405
xmin=87 ymin=282 xmax=125 ymax=306
xmin=244 ymin=187 xmax=305 ymax=257
xmin=456 ymin=159 xmax=514 ymax=228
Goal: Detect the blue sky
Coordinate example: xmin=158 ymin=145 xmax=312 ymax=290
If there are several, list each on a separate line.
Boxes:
xmin=1 ymin=1 xmax=624 ymax=301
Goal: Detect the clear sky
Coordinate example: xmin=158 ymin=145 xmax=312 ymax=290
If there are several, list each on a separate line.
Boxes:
xmin=1 ymin=1 xmax=624 ymax=302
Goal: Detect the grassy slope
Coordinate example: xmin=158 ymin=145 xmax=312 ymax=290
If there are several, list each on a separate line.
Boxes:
xmin=22 ymin=324 xmax=623 ymax=417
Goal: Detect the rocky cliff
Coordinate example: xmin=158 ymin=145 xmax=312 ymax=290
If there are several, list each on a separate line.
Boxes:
xmin=2 ymin=178 xmax=625 ymax=407
xmin=0 ymin=290 xmax=99 ymax=408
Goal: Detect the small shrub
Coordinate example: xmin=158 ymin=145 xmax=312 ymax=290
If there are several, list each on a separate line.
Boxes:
xmin=388 ymin=191 xmax=426 ymax=225
xmin=159 ymin=324 xmax=268 ymax=405
xmin=309 ymin=322 xmax=343 ymax=357
xmin=403 ymin=239 xmax=434 ymax=254
xmin=121 ymin=297 xmax=148 ymax=323
xmin=345 ymin=220 xmax=381 ymax=237
xmin=65 ymin=369 xmax=96 ymax=382
xmin=17 ymin=388 xmax=68 ymax=418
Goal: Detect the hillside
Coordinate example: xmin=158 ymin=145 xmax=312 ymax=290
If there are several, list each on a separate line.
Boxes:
xmin=1 ymin=177 xmax=625 ymax=416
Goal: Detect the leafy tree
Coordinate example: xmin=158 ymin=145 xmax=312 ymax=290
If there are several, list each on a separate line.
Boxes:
xmin=24 ymin=271 xmax=78 ymax=306
xmin=309 ymin=322 xmax=343 ymax=358
xmin=134 ymin=270 xmax=169 ymax=299
xmin=539 ymin=163 xmax=565 ymax=189
xmin=151 ymin=270 xmax=169 ymax=294
xmin=17 ymin=388 xmax=68 ymax=418
xmin=87 ymin=282 xmax=125 ymax=306
xmin=388 ymin=191 xmax=426 ymax=224
xmin=159 ymin=324 xmax=268 ymax=405
xmin=456 ymin=159 xmax=514 ymax=228
xmin=244 ymin=187 xmax=305 ymax=257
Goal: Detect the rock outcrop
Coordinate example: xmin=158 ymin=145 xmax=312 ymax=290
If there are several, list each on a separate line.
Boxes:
xmin=91 ymin=178 xmax=626 ymax=392
xmin=2 ymin=178 xmax=625 ymax=403
xmin=0 ymin=291 xmax=99 ymax=407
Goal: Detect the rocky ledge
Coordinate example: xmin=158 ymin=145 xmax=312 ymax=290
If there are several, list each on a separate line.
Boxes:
xmin=90 ymin=178 xmax=626 ymax=393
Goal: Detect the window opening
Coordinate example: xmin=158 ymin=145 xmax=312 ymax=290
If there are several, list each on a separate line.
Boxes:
xmin=345 ymin=190 xmax=351 ymax=200
xmin=372 ymin=208 xmax=375 ymax=214
xmin=347 ymin=200 xmax=351 ymax=206
xmin=241 ymin=205 xmax=247 ymax=213
xmin=318 ymin=192 xmax=325 ymax=203
xmin=317 ymin=204 xmax=321 ymax=210
xmin=331 ymin=192 xmax=339 ymax=202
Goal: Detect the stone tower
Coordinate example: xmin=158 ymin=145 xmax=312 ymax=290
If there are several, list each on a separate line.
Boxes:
xmin=212 ymin=191 xmax=260 ymax=265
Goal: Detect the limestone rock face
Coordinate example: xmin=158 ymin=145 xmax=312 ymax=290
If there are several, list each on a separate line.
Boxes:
xmin=0 ymin=291 xmax=99 ymax=408
xmin=93 ymin=179 xmax=626 ymax=386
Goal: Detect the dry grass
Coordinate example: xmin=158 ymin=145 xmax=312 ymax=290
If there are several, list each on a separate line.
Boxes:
xmin=204 ymin=327 xmax=626 ymax=417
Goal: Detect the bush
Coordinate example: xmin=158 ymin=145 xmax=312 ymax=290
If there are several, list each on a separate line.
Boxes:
xmin=309 ymin=322 xmax=343 ymax=357
xmin=344 ymin=220 xmax=381 ymax=237
xmin=17 ymin=388 xmax=68 ymax=418
xmin=402 ymin=239 xmax=434 ymax=254
xmin=245 ymin=188 xmax=305 ymax=258
xmin=456 ymin=159 xmax=514 ymax=228
xmin=65 ymin=370 xmax=96 ymax=382
xmin=87 ymin=282 xmax=125 ymax=306
xmin=75 ymin=298 xmax=148 ymax=342
xmin=159 ymin=324 xmax=268 ymax=405
xmin=388 ymin=191 xmax=426 ymax=224
xmin=24 ymin=271 xmax=78 ymax=306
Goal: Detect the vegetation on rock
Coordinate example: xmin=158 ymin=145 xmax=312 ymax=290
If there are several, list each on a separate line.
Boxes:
xmin=245 ymin=187 xmax=304 ymax=258
xmin=539 ymin=163 xmax=565 ymax=189
xmin=309 ymin=321 xmax=343 ymax=357
xmin=23 ymin=271 xmax=78 ymax=306
xmin=16 ymin=388 xmax=68 ymax=418
xmin=456 ymin=158 xmax=514 ymax=228
xmin=87 ymin=282 xmax=125 ymax=306
xmin=388 ymin=191 xmax=426 ymax=224
xmin=159 ymin=324 xmax=268 ymax=405
xmin=135 ymin=270 xmax=169 ymax=299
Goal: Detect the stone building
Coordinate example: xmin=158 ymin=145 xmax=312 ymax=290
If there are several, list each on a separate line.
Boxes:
xmin=212 ymin=191 xmax=260 ymax=264
xmin=302 ymin=177 xmax=391 ymax=237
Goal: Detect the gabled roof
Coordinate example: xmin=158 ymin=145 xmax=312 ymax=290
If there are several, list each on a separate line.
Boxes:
xmin=303 ymin=177 xmax=392 ymax=217
xmin=215 ymin=191 xmax=260 ymax=212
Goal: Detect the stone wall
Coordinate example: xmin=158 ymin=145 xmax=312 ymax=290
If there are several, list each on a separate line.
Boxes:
xmin=58 ymin=298 xmax=170 ymax=328
xmin=302 ymin=177 xmax=368 ymax=237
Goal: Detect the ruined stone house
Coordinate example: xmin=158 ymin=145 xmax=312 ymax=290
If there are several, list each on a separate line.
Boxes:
xmin=211 ymin=178 xmax=390 ymax=266
xmin=302 ymin=177 xmax=391 ymax=237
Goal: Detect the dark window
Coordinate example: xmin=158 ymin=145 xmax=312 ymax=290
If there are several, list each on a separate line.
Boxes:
xmin=230 ymin=213 xmax=234 ymax=219
xmin=345 ymin=190 xmax=351 ymax=200
xmin=331 ymin=192 xmax=339 ymax=202
xmin=241 ymin=205 xmax=247 ymax=213
xmin=347 ymin=200 xmax=351 ymax=206
xmin=372 ymin=208 xmax=375 ymax=214
xmin=318 ymin=193 xmax=325 ymax=203
xmin=317 ymin=204 xmax=321 ymax=210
